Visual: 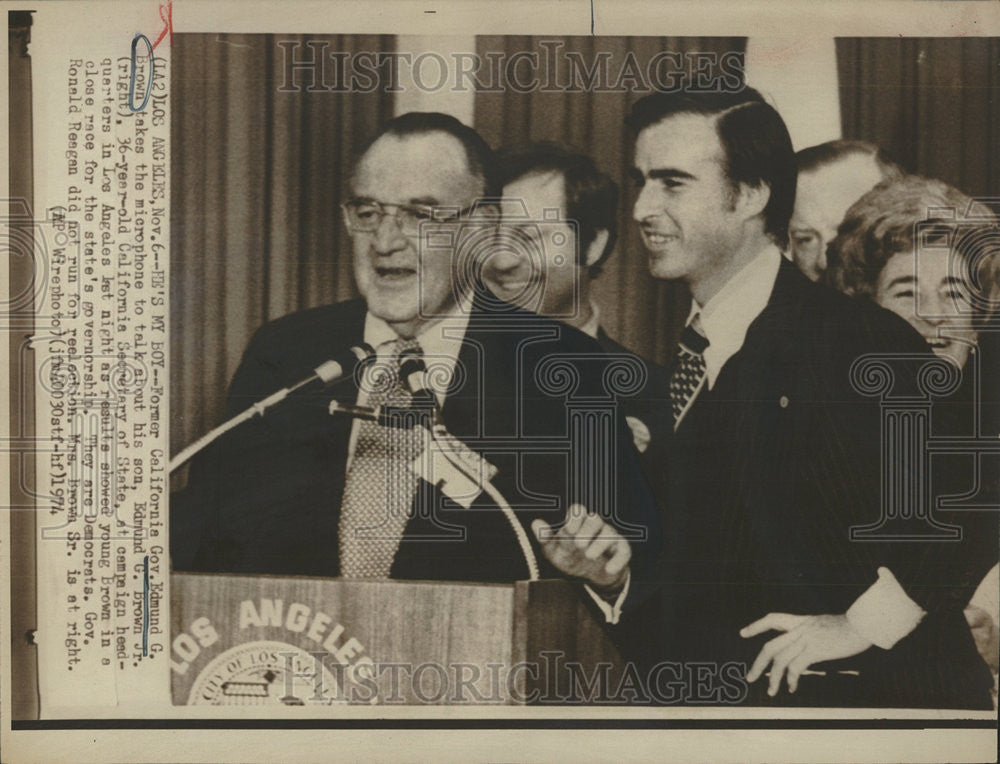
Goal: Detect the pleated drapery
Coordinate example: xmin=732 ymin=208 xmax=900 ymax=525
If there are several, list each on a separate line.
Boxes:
xmin=171 ymin=34 xmax=394 ymax=469
xmin=837 ymin=37 xmax=1000 ymax=198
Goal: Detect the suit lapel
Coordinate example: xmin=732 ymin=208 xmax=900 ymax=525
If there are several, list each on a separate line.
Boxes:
xmin=666 ymin=261 xmax=807 ymax=586
xmin=443 ymin=296 xmax=519 ymax=439
xmin=681 ymin=258 xmax=805 ymax=412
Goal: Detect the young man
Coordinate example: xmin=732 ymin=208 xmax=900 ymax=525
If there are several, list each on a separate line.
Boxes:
xmin=626 ymin=89 xmax=995 ymax=708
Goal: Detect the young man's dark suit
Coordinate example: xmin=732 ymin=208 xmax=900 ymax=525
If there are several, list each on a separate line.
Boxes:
xmin=594 ymin=328 xmax=673 ymax=472
xmin=634 ymin=258 xmax=997 ymax=708
xmin=171 ymin=290 xmax=662 ymax=589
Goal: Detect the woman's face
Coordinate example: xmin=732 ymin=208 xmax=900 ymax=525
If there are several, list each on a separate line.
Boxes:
xmin=875 ymin=248 xmax=978 ymax=368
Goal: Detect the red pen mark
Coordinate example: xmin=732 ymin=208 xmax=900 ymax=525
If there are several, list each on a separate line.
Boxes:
xmin=152 ymin=0 xmax=173 ymax=50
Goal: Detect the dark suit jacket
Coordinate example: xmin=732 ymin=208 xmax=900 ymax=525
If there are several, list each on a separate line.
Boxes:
xmin=631 ymin=259 xmax=998 ymax=708
xmin=171 ymin=292 xmax=662 ymax=590
xmin=595 ymin=328 xmax=673 ymax=468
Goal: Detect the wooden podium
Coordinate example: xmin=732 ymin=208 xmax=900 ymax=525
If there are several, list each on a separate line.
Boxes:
xmin=170 ymin=574 xmax=625 ymax=706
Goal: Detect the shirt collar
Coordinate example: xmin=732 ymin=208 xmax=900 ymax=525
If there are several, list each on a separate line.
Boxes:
xmin=578 ymin=299 xmax=602 ymax=340
xmin=686 ymin=244 xmax=781 ymax=389
xmin=362 ymin=292 xmax=474 ymax=404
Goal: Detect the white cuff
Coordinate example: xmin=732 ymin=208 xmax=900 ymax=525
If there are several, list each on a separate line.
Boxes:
xmin=967 ymin=563 xmax=999 ymax=625
xmin=845 ymin=567 xmax=926 ymax=649
xmin=584 ymin=571 xmax=631 ymax=625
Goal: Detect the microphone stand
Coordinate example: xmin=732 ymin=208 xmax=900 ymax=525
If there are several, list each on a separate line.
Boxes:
xmin=328 ymin=400 xmax=541 ymax=581
xmin=169 ymin=345 xmax=373 ymax=473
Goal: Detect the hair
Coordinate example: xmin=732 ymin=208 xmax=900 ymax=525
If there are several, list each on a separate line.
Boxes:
xmin=796 ymin=139 xmax=903 ymax=180
xmin=495 ymin=142 xmax=619 ymax=274
xmin=823 ymin=174 xmax=999 ymax=322
xmin=626 ymin=88 xmax=797 ymax=250
xmin=355 ymin=111 xmax=497 ymax=195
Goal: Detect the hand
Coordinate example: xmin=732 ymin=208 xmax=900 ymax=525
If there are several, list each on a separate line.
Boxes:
xmin=531 ymin=503 xmax=631 ymax=592
xmin=965 ymin=605 xmax=1000 ymax=673
xmin=740 ymin=613 xmax=873 ymax=697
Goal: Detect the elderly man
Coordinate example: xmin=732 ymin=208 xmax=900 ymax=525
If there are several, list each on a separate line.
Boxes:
xmin=789 ymin=140 xmax=902 ymax=282
xmin=626 ymin=89 xmax=992 ymax=708
xmin=171 ymin=113 xmax=661 ymax=615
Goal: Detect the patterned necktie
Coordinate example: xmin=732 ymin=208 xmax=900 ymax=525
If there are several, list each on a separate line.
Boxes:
xmin=669 ymin=321 xmax=709 ymax=429
xmin=338 ymin=338 xmax=424 ymax=578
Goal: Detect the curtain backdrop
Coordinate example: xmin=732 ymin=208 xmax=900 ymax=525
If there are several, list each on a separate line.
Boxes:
xmin=837 ymin=37 xmax=1000 ymax=198
xmin=474 ymin=36 xmax=747 ymax=366
xmin=171 ymin=34 xmax=394 ymax=468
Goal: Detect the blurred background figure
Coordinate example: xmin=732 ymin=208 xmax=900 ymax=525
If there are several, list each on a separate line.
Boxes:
xmin=824 ymin=173 xmax=1000 ymax=705
xmin=483 ymin=142 xmax=671 ymax=456
xmin=485 ymin=142 xmax=618 ymax=339
xmin=790 ymin=140 xmax=903 ymax=282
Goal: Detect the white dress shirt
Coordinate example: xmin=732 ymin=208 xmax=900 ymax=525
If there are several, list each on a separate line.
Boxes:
xmin=683 ymin=244 xmax=924 ymax=648
xmin=578 ymin=299 xmax=602 ymax=342
xmin=691 ymin=244 xmax=781 ymax=390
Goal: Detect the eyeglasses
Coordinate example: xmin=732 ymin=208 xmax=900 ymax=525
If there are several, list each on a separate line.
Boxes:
xmin=341 ymin=199 xmax=479 ymax=235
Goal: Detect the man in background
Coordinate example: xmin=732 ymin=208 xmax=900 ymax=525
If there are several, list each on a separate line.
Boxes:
xmin=789 ymin=139 xmax=902 ymax=281
xmin=482 ymin=142 xmax=670 ymax=456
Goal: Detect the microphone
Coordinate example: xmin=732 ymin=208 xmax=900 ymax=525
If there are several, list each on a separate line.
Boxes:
xmin=327 ymin=400 xmax=424 ymax=429
xmin=398 ymin=349 xmax=440 ymax=424
xmin=326 ymin=348 xmax=436 ymax=429
xmin=287 ymin=343 xmax=375 ymax=394
xmin=396 ymin=349 xmax=492 ymax=489
xmin=169 ymin=343 xmax=375 ymax=473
